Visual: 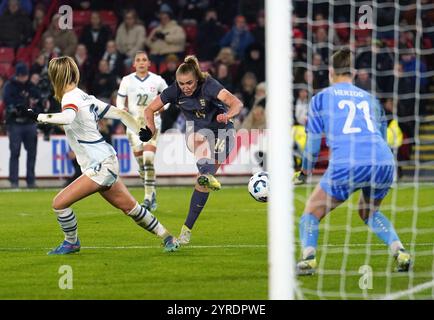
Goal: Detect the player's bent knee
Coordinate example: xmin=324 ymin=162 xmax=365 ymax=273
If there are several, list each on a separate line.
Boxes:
xmin=117 ymin=197 xmax=138 ymax=215
xmin=52 ymin=197 xmax=68 ymax=211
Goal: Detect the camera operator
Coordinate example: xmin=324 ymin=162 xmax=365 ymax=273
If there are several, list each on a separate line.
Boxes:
xmin=31 ymin=72 xmax=61 ymax=141
xmin=4 ymin=63 xmax=43 ymax=188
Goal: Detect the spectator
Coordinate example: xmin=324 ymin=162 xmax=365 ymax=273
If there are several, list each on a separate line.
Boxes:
xmin=101 ymin=40 xmax=125 ymax=80
xmin=237 ymin=71 xmax=257 ymax=117
xmin=214 ymin=63 xmax=234 ymax=93
xmin=253 ymin=81 xmax=266 ymax=108
xmin=312 ymin=27 xmax=330 ymax=64
xmin=0 ymin=0 xmax=32 ymax=48
xmin=160 ymin=54 xmax=180 ymax=132
xmin=115 ymin=9 xmax=146 ymax=67
xmin=196 ymin=8 xmax=225 ymax=62
xmin=4 ymin=63 xmax=42 ymax=188
xmin=236 ymin=43 xmax=265 ymax=83
xmin=396 ymin=63 xmax=416 ymax=141
xmin=42 ymin=14 xmax=78 ymax=56
xmin=146 ymin=4 xmax=186 ymax=71
xmin=74 ymin=44 xmax=93 ymax=91
xmin=0 ymin=0 xmax=32 ymax=15
xmin=177 ymin=0 xmax=210 ymax=22
xmin=312 ymin=53 xmax=328 ymax=89
xmin=251 ymin=9 xmax=265 ymax=47
xmin=32 ymin=2 xmax=45 ymax=31
xmin=240 ymin=105 xmax=266 ymax=130
xmin=400 ymin=52 xmax=428 ymax=92
xmin=161 ymin=53 xmax=179 ymax=85
xmin=355 ymin=69 xmax=372 ymax=92
xmin=213 ymin=47 xmax=238 ymax=80
xmin=295 ymin=88 xmax=308 ymax=126
xmin=79 ymin=11 xmax=112 ymax=64
xmin=30 ymin=53 xmax=46 ymax=75
xmin=39 ymin=36 xmax=61 ymax=72
xmin=92 ymin=59 xmax=117 ymax=101
xmin=220 ymin=15 xmax=254 ymax=60
xmin=356 ymin=40 xmax=394 ymax=93
xmin=293 ymin=28 xmax=307 ymax=63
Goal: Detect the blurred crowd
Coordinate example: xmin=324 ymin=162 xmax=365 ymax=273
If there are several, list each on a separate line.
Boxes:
xmin=0 ymin=0 xmax=433 ymax=185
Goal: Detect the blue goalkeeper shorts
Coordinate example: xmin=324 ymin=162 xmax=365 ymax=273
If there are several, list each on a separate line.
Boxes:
xmin=320 ymin=164 xmax=395 ymax=201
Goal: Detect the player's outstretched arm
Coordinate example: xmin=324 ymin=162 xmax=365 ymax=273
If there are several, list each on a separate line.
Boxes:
xmin=34 ymin=108 xmax=77 ymax=125
xmin=216 ymin=89 xmax=243 ymax=123
xmin=103 ymin=105 xmax=141 ymax=134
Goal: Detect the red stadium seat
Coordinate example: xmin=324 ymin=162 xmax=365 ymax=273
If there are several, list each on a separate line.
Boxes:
xmin=158 ymin=62 xmax=168 ymax=74
xmin=31 ymin=47 xmax=40 ymax=64
xmin=0 ymin=47 xmax=14 ymax=63
xmin=335 ymin=23 xmax=349 ymax=42
xmin=184 ymin=24 xmax=198 ymax=42
xmin=183 ymin=23 xmax=198 ymax=56
xmin=0 ymin=63 xmax=14 ymax=78
xmin=383 ymin=39 xmax=395 ymax=48
xmin=73 ymin=25 xmax=84 ymax=37
xmin=16 ymin=47 xmax=30 ymax=63
xmin=99 ymin=10 xmax=118 ymax=34
xmin=148 ymin=64 xmax=157 ymax=73
xmin=73 ymin=10 xmax=92 ymax=27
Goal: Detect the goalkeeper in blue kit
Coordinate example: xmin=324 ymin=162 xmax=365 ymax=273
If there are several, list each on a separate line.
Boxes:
xmin=293 ymin=48 xmax=411 ymax=275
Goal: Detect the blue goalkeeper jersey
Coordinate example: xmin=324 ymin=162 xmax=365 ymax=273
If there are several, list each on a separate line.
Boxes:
xmin=306 ymin=82 xmax=394 ymax=166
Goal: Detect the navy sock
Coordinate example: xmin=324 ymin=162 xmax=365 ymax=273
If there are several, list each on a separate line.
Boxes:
xmin=185 ymin=189 xmax=209 ymax=229
xmin=197 ymin=158 xmax=216 ymax=175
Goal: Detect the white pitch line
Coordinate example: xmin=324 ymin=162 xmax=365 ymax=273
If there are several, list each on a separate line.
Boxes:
xmin=0 ymin=243 xmax=432 ymax=252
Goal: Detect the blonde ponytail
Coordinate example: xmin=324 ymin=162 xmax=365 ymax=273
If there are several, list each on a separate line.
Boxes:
xmin=48 ymin=56 xmax=80 ymax=101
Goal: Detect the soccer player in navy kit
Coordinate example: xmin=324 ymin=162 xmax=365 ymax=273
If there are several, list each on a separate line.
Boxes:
xmin=293 ymin=49 xmax=411 ymax=275
xmin=140 ymin=55 xmax=243 ymax=244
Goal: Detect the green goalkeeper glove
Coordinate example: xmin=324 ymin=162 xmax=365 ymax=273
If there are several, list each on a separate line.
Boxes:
xmin=293 ymin=171 xmax=307 ymax=185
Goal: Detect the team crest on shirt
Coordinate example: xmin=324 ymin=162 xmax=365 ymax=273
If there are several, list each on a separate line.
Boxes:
xmin=199 ymin=99 xmax=206 ymax=107
xmin=150 ymin=86 xmax=156 ymax=92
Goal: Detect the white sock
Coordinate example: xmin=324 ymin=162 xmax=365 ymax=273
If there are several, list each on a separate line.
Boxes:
xmin=54 ymin=207 xmax=78 ymax=243
xmin=128 ymin=203 xmax=168 ymax=239
xmin=143 ymin=151 xmax=156 ymax=201
xmin=390 ymin=240 xmax=404 ymax=255
xmin=303 ymin=246 xmax=316 ymax=260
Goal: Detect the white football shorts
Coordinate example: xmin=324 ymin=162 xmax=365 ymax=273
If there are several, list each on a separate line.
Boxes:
xmin=84 ymin=155 xmax=119 ymax=187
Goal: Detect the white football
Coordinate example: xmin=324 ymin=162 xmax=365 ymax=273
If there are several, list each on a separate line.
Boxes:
xmin=248 ymin=171 xmax=269 ymax=202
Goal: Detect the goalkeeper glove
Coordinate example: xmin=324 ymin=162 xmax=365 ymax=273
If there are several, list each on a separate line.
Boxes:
xmin=293 ymin=171 xmax=307 ymax=185
xmin=139 ymin=126 xmax=153 ymax=142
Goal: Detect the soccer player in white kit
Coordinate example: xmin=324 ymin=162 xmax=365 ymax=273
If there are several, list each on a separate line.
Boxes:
xmin=117 ymin=51 xmax=168 ymax=211
xmin=21 ymin=56 xmax=179 ymax=254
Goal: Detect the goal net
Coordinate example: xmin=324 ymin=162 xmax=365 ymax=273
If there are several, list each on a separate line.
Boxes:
xmin=291 ymin=0 xmax=434 ymax=299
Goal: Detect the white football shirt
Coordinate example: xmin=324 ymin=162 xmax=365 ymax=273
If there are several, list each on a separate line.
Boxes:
xmin=117 ymin=72 xmax=168 ymax=128
xmin=61 ymin=87 xmax=116 ymax=171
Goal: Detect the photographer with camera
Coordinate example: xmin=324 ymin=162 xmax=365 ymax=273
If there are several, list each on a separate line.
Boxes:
xmin=145 ymin=4 xmax=186 ymax=72
xmin=4 ymin=62 xmax=43 ymax=188
xmin=31 ymin=72 xmax=61 ymax=141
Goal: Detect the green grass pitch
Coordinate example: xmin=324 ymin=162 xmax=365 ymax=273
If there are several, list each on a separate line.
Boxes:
xmin=0 ymin=184 xmax=433 ymax=299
